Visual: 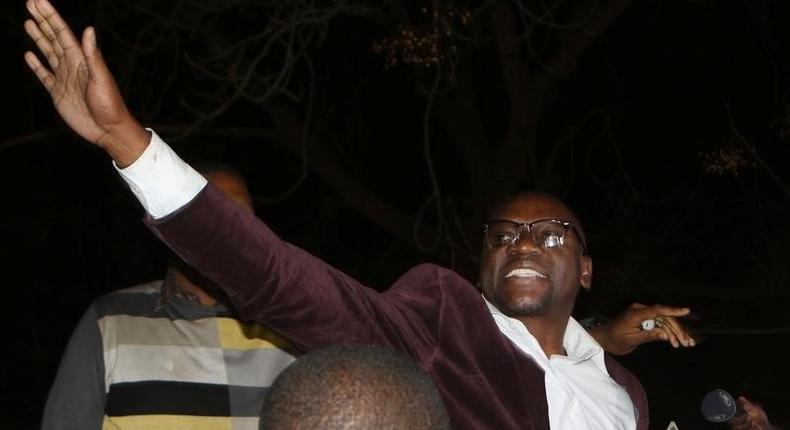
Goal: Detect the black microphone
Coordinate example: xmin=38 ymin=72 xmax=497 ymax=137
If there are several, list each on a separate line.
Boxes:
xmin=701 ymin=388 xmax=742 ymax=423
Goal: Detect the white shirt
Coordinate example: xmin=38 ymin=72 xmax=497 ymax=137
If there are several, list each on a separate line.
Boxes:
xmin=117 ymin=132 xmax=637 ymax=429
xmin=486 ymin=300 xmax=637 ymax=429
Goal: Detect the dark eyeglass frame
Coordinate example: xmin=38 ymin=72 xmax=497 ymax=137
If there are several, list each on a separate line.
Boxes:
xmin=482 ymin=218 xmax=588 ymax=254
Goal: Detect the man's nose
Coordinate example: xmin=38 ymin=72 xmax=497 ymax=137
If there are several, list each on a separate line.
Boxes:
xmin=508 ymin=232 xmax=541 ymax=255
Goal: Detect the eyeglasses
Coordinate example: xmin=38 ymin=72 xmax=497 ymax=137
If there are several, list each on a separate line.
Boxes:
xmin=483 ymin=219 xmax=587 ymax=253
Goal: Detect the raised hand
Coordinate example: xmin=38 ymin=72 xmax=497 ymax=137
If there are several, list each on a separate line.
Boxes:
xmin=24 ymin=0 xmax=149 ymax=166
xmin=589 ymin=303 xmax=695 ymax=356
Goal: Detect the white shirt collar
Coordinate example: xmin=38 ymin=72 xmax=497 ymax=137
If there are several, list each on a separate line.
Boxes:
xmin=484 ymin=297 xmax=607 ymax=374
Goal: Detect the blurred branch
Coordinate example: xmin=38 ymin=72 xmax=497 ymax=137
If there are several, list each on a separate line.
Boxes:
xmin=0 ymin=129 xmax=66 ymax=150
xmin=265 ymin=103 xmax=442 ymax=253
xmin=726 ymin=103 xmax=790 ymax=197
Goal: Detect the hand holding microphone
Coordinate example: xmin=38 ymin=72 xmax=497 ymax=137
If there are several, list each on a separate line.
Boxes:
xmin=701 ymin=389 xmax=777 ymax=430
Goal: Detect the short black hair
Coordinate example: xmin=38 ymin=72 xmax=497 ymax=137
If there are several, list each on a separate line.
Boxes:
xmin=259 ymin=344 xmax=450 ymax=430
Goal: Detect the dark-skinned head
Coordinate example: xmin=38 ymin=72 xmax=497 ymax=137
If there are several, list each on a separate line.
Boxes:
xmin=166 ymin=163 xmax=253 ymax=304
xmin=259 ymin=344 xmax=450 ymax=430
xmin=478 ymin=192 xmax=592 ymax=321
xmin=197 ymin=163 xmax=254 ymax=211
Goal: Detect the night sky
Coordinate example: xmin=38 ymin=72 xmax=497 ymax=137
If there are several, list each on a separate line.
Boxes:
xmin=3 ymin=0 xmax=790 ymax=429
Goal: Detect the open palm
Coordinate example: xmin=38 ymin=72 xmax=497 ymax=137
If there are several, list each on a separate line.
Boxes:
xmin=24 ymin=0 xmax=135 ymax=149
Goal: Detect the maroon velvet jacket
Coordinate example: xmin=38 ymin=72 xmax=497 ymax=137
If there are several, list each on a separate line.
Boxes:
xmin=146 ymin=185 xmax=649 ymax=430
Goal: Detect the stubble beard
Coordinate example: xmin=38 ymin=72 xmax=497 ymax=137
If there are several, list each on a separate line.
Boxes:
xmin=491 ymin=281 xmax=553 ymax=318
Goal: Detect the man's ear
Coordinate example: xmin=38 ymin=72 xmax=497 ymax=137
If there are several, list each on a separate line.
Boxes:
xmin=580 ymin=255 xmax=592 ymax=291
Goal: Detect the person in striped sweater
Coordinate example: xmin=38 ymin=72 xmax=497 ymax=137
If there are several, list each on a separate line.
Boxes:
xmin=41 ymin=167 xmax=298 ymax=430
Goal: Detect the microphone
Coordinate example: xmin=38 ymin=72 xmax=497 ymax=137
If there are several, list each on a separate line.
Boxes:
xmin=701 ymin=388 xmax=741 ymax=423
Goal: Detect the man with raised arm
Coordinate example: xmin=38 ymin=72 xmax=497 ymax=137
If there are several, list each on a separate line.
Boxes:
xmin=24 ymin=1 xmax=695 ymax=428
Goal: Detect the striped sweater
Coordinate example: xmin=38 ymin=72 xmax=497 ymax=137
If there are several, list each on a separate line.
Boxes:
xmin=41 ymin=280 xmax=297 ymax=430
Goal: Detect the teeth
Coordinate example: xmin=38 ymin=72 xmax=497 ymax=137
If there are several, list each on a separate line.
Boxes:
xmin=505 ymin=268 xmax=546 ymax=278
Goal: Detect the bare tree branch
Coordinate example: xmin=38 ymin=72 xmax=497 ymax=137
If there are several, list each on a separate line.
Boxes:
xmin=541 ymin=0 xmax=630 ymax=81
xmin=265 ymin=103 xmax=440 ymax=251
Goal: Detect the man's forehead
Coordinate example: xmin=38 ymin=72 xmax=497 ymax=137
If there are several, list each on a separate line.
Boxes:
xmin=490 ymin=192 xmax=578 ymax=223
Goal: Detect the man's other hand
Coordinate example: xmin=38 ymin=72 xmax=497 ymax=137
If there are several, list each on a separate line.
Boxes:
xmin=590 ymin=303 xmax=695 ymax=356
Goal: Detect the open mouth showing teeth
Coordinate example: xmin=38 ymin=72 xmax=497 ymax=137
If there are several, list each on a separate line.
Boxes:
xmin=504 ymin=268 xmax=546 ymax=278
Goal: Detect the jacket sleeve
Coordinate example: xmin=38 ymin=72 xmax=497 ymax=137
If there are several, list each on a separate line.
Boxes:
xmin=41 ymin=306 xmax=106 ymax=430
xmin=145 ymin=184 xmax=441 ymax=355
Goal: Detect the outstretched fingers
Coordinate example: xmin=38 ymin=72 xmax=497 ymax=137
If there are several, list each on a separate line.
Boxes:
xmin=24 ymin=50 xmax=55 ymax=90
xmin=37 ymin=0 xmax=81 ymax=49
xmin=650 ymin=304 xmax=691 ymax=318
xmin=27 ymin=0 xmax=82 ymax=62
xmin=26 ymin=0 xmax=62 ymax=59
xmin=24 ymin=18 xmax=59 ymax=70
xmin=658 ymin=316 xmax=695 ymax=347
xmin=629 ymin=303 xmax=695 ymax=348
xmin=655 ymin=319 xmax=682 ymax=347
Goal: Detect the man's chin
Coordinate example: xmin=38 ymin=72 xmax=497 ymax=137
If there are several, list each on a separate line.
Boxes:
xmin=490 ymin=280 xmax=551 ymax=317
xmin=493 ymin=294 xmax=547 ymax=318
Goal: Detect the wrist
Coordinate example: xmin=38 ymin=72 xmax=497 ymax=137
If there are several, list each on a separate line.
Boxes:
xmin=588 ymin=324 xmax=610 ymax=345
xmin=103 ymin=118 xmax=151 ymax=168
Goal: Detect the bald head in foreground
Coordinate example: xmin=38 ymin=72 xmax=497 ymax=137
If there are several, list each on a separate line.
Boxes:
xmin=260 ymin=344 xmax=450 ymax=430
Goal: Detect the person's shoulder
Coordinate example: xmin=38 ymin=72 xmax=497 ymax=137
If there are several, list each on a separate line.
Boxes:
xmin=95 ymin=280 xmax=162 ymax=302
xmin=396 ymin=263 xmax=471 ymax=285
xmin=391 ymin=263 xmax=480 ymax=300
xmin=91 ymin=280 xmax=164 ymax=316
xmin=386 ymin=264 xmax=486 ymax=332
xmin=109 ymin=280 xmax=163 ymax=295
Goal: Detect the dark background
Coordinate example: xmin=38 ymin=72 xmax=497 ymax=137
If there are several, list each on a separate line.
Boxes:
xmin=2 ymin=0 xmax=790 ymax=428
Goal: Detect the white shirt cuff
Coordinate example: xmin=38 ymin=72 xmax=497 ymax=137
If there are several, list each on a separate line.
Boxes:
xmin=114 ymin=129 xmax=207 ymax=219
